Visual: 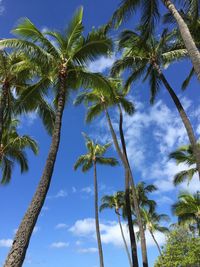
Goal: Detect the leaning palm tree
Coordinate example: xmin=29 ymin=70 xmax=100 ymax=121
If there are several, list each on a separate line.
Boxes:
xmin=109 ymin=0 xmax=200 ymax=80
xmin=169 ymin=144 xmax=199 ymax=186
xmin=112 ymin=29 xmax=200 ymax=184
xmin=74 ymin=133 xmax=118 ymax=267
xmin=134 ymin=207 xmax=169 ymax=256
xmin=74 ymin=79 xmax=142 ymax=267
xmin=1 ymin=8 xmax=113 ymax=267
xmin=0 ymin=118 xmax=38 ymax=184
xmin=100 ymin=192 xmax=132 ymax=267
xmin=172 ymin=191 xmax=200 ymax=236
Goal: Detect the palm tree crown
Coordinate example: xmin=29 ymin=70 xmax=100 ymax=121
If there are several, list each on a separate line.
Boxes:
xmin=169 ymin=144 xmax=198 ymax=185
xmin=0 ymin=119 xmax=38 ymax=184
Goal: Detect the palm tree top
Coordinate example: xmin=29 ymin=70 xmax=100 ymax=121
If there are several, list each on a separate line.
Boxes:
xmin=74 ymin=132 xmax=118 ymax=172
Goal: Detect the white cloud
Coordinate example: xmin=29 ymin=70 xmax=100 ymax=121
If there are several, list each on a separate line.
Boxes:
xmin=87 ymin=55 xmax=116 ymax=73
xmin=55 ymin=223 xmax=68 ymax=230
xmin=77 ymin=247 xmax=98 ymax=253
xmin=50 ymin=242 xmax=69 ymax=248
xmin=0 ymin=0 xmax=5 ymax=15
xmin=0 ymin=239 xmax=13 ymax=248
xmin=81 ymin=186 xmax=94 ymax=195
xmin=48 ymin=189 xmax=67 ymax=199
xmin=72 ymin=186 xmax=77 ymax=193
xmin=69 ymin=218 xmax=166 ymax=248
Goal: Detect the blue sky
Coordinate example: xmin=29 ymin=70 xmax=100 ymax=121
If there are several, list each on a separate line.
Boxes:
xmin=0 ymin=0 xmax=199 ymax=267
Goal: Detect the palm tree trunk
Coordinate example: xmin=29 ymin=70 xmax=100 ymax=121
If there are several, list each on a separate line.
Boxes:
xmin=93 ymin=161 xmax=104 ymax=267
xmin=149 ymin=230 xmax=162 ymax=256
xmin=162 ymin=0 xmax=200 ymax=81
xmin=4 ymin=72 xmax=66 ymax=267
xmin=104 ymin=107 xmax=139 ymax=267
xmin=0 ymin=81 xmax=9 ymax=144
xmin=153 ymin=62 xmax=200 ymax=182
xmin=118 ymin=105 xmax=148 ymax=267
xmin=117 ymin=212 xmax=132 ymax=267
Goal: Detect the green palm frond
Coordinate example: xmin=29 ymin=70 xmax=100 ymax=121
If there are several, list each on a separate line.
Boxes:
xmin=0 ymin=157 xmax=14 ymax=184
xmin=86 ymin=103 xmax=104 ymax=123
xmin=119 ymin=98 xmax=135 ymax=115
xmin=96 ymin=157 xmax=119 ymax=166
xmin=182 ymin=68 xmax=195 ymax=90
xmin=173 ymin=168 xmax=197 ymax=186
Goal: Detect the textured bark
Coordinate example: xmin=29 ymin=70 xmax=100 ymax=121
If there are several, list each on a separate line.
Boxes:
xmin=163 ymin=0 xmax=200 ymax=81
xmin=0 ymin=81 xmax=9 ymax=144
xmin=153 ymin=62 xmax=200 ymax=182
xmin=117 ymin=212 xmax=132 ymax=267
xmin=94 ymin=161 xmax=104 ymax=267
xmin=104 ymin=107 xmax=139 ymax=267
xmin=4 ymin=71 xmax=66 ymax=267
xmin=118 ymin=105 xmax=148 ymax=267
xmin=150 ymin=231 xmax=162 ymax=256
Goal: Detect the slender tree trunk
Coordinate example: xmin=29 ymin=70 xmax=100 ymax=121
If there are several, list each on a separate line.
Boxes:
xmin=153 ymin=62 xmax=200 ymax=182
xmin=93 ymin=161 xmax=104 ymax=267
xmin=4 ymin=71 xmax=66 ymax=267
xmin=149 ymin=230 xmax=162 ymax=256
xmin=0 ymin=81 xmax=9 ymax=144
xmin=118 ymin=105 xmax=148 ymax=267
xmin=104 ymin=107 xmax=139 ymax=267
xmin=117 ymin=212 xmax=132 ymax=267
xmin=162 ymin=0 xmax=200 ymax=81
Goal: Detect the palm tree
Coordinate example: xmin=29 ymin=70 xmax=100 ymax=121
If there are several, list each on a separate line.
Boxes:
xmin=0 ymin=118 xmax=38 ymax=184
xmin=100 ymin=192 xmax=132 ymax=267
xmin=135 ymin=208 xmax=169 ymax=255
xmin=0 ymin=50 xmax=56 ymax=138
xmin=74 ymin=79 xmax=143 ymax=267
xmin=74 ymin=133 xmax=118 ymax=267
xmin=111 ymin=29 xmax=200 ymax=184
xmin=1 ymin=8 xmax=113 ymax=267
xmin=109 ymin=0 xmax=200 ymax=80
xmin=134 ymin=182 xmax=157 ymax=210
xmin=169 ymin=144 xmax=198 ymax=186
xmin=172 ymin=191 xmax=200 ymax=236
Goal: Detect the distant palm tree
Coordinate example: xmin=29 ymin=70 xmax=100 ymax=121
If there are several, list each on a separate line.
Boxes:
xmin=172 ymin=191 xmax=200 ymax=236
xmin=109 ymin=0 xmax=200 ymax=80
xmin=169 ymin=144 xmax=198 ymax=186
xmin=74 ymin=79 xmax=142 ymax=267
xmin=0 ymin=119 xmax=38 ymax=184
xmin=74 ymin=133 xmax=118 ymax=267
xmin=112 ymin=29 xmax=200 ymax=184
xmin=134 ymin=182 xmax=157 ymax=210
xmin=134 ymin=208 xmax=169 ymax=255
xmin=1 ymin=8 xmax=112 ymax=267
xmin=100 ymin=192 xmax=132 ymax=267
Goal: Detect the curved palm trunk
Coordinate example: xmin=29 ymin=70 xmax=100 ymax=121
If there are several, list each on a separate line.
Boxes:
xmin=4 ymin=75 xmax=66 ymax=267
xmin=149 ymin=230 xmax=162 ymax=256
xmin=153 ymin=62 xmax=200 ymax=182
xmin=0 ymin=81 xmax=9 ymax=144
xmin=162 ymin=0 xmax=200 ymax=81
xmin=104 ymin=108 xmax=139 ymax=267
xmin=117 ymin=212 xmax=132 ymax=267
xmin=93 ymin=161 xmax=104 ymax=267
xmin=118 ymin=105 xmax=148 ymax=267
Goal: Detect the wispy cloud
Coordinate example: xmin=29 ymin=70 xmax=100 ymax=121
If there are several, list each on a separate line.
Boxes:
xmin=0 ymin=0 xmax=5 ymax=15
xmin=47 ymin=189 xmax=68 ymax=199
xmin=55 ymin=223 xmax=68 ymax=230
xmin=50 ymin=242 xmax=69 ymax=248
xmin=0 ymin=239 xmax=13 ymax=248
xmin=77 ymin=247 xmax=98 ymax=253
xmin=87 ymin=55 xmax=116 ymax=73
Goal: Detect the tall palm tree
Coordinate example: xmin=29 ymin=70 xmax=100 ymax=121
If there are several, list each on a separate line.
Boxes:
xmin=74 ymin=79 xmax=143 ymax=267
xmin=100 ymin=192 xmax=132 ymax=267
xmin=1 ymin=8 xmax=113 ymax=267
xmin=0 ymin=118 xmax=38 ymax=184
xmin=112 ymin=29 xmax=200 ymax=184
xmin=169 ymin=144 xmax=198 ymax=186
xmin=172 ymin=191 xmax=200 ymax=236
xmin=134 ymin=182 xmax=157 ymax=210
xmin=109 ymin=0 xmax=200 ymax=80
xmin=134 ymin=208 xmax=169 ymax=255
xmin=74 ymin=133 xmax=118 ymax=267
